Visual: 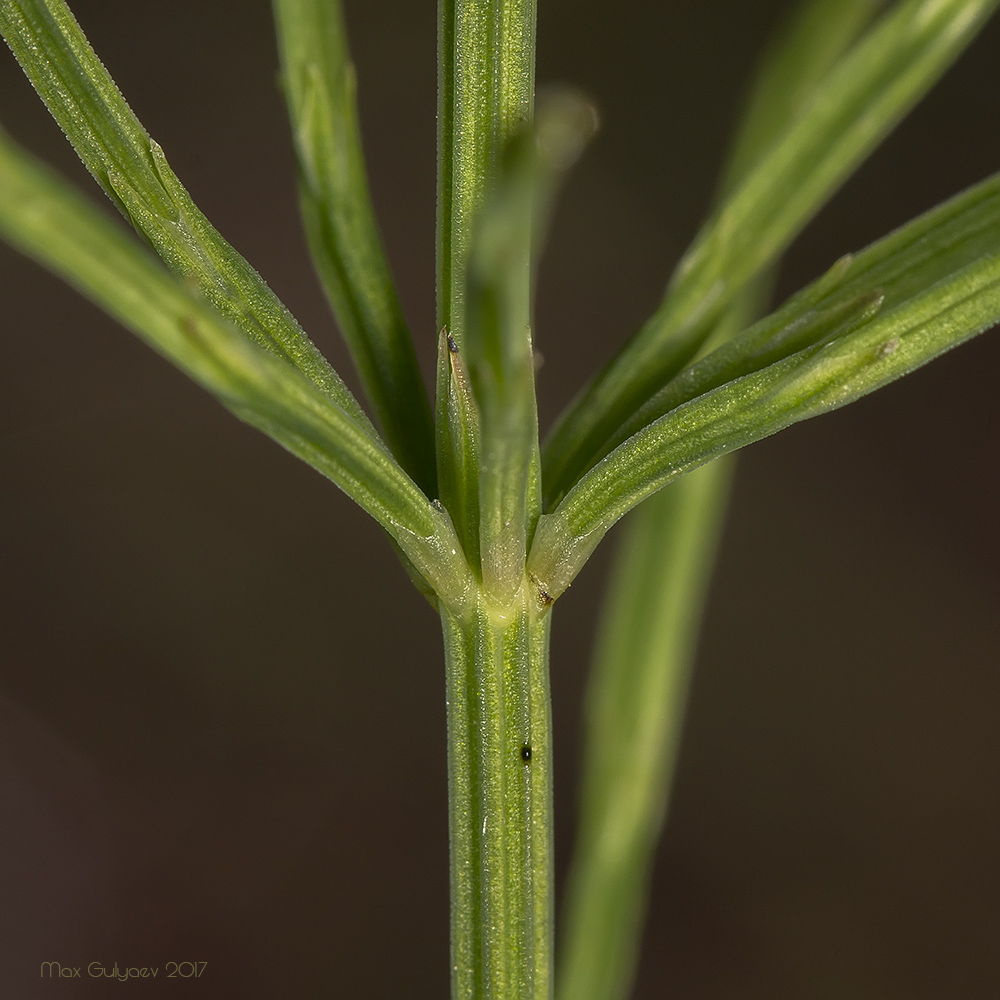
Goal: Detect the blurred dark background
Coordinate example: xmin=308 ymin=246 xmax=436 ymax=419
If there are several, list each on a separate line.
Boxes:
xmin=1 ymin=0 xmax=998 ymax=996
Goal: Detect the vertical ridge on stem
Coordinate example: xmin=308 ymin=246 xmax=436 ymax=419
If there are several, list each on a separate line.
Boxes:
xmin=437 ymin=0 xmax=537 ymax=352
xmin=442 ymin=589 xmax=553 ymax=1000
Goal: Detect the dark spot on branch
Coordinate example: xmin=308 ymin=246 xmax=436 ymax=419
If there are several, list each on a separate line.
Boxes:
xmin=528 ymin=572 xmax=554 ymax=608
xmin=179 ymin=315 xmax=207 ymax=347
xmin=521 ymin=744 xmax=532 ymax=763
xmin=877 ymin=336 xmax=900 ymax=358
xmin=447 ymin=332 xmax=458 ymax=354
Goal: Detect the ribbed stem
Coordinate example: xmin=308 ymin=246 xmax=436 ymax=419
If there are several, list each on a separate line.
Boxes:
xmin=441 ymin=587 xmax=553 ymax=1000
xmin=437 ymin=0 xmax=536 ymax=352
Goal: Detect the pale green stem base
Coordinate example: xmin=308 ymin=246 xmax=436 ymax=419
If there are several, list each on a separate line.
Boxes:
xmin=441 ymin=588 xmax=554 ymax=1000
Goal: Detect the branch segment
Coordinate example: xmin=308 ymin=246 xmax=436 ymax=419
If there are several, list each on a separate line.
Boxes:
xmin=557 ymin=461 xmax=731 ymax=1000
xmin=0 ymin=0 xmax=368 ymax=427
xmin=0 ymin=127 xmax=473 ymax=608
xmin=462 ymin=93 xmax=596 ymax=604
xmin=273 ymin=0 xmax=436 ymax=494
xmin=542 ymin=0 xmax=1000 ymax=508
xmin=530 ymin=170 xmax=1000 ymax=601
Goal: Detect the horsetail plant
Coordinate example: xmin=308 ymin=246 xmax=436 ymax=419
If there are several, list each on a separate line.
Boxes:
xmin=1 ymin=0 xmax=998 ymax=998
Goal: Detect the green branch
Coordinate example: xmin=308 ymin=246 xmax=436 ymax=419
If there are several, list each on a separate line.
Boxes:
xmin=0 ymin=0 xmax=370 ymax=428
xmin=530 ymin=172 xmax=1000 ymax=600
xmin=0 ymin=127 xmax=472 ymax=607
xmin=462 ymin=92 xmax=596 ymax=603
xmin=556 ymin=4 xmax=889 ymax=997
xmin=542 ymin=0 xmax=999 ymax=508
xmin=556 ymin=460 xmax=732 ymax=1000
xmin=273 ymin=0 xmax=436 ymax=493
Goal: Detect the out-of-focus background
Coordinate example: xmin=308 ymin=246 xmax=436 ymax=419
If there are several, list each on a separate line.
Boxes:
xmin=1 ymin=1 xmax=998 ymax=996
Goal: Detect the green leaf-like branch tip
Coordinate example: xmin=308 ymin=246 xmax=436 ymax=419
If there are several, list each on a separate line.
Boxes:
xmin=532 ymin=89 xmax=599 ymax=174
xmin=541 ymin=0 xmax=1000 ymax=509
xmin=604 ymin=287 xmax=887 ymax=457
xmin=530 ymin=169 xmax=1000 ymax=602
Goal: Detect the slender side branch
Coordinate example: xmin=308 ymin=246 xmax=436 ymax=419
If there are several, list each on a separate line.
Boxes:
xmin=608 ymin=168 xmax=1000 ymax=456
xmin=719 ymin=0 xmax=888 ymax=197
xmin=557 ymin=460 xmax=731 ymax=1000
xmin=0 ymin=0 xmax=370 ymax=428
xmin=542 ymin=0 xmax=999 ymax=507
xmin=273 ymin=0 xmax=436 ymax=493
xmin=530 ymin=195 xmax=1000 ymax=599
xmin=464 ymin=93 xmax=596 ymax=604
xmin=0 ymin=127 xmax=472 ymax=606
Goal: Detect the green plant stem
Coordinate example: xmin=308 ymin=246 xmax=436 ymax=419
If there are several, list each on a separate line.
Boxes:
xmin=441 ymin=587 xmax=554 ymax=1000
xmin=436 ymin=0 xmax=538 ymax=586
xmin=557 ymin=460 xmax=731 ymax=1000
xmin=556 ymin=6 xmax=893 ymax=998
xmin=437 ymin=8 xmax=549 ymax=997
xmin=437 ymin=0 xmax=536 ymax=352
xmin=273 ymin=0 xmax=436 ymax=493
